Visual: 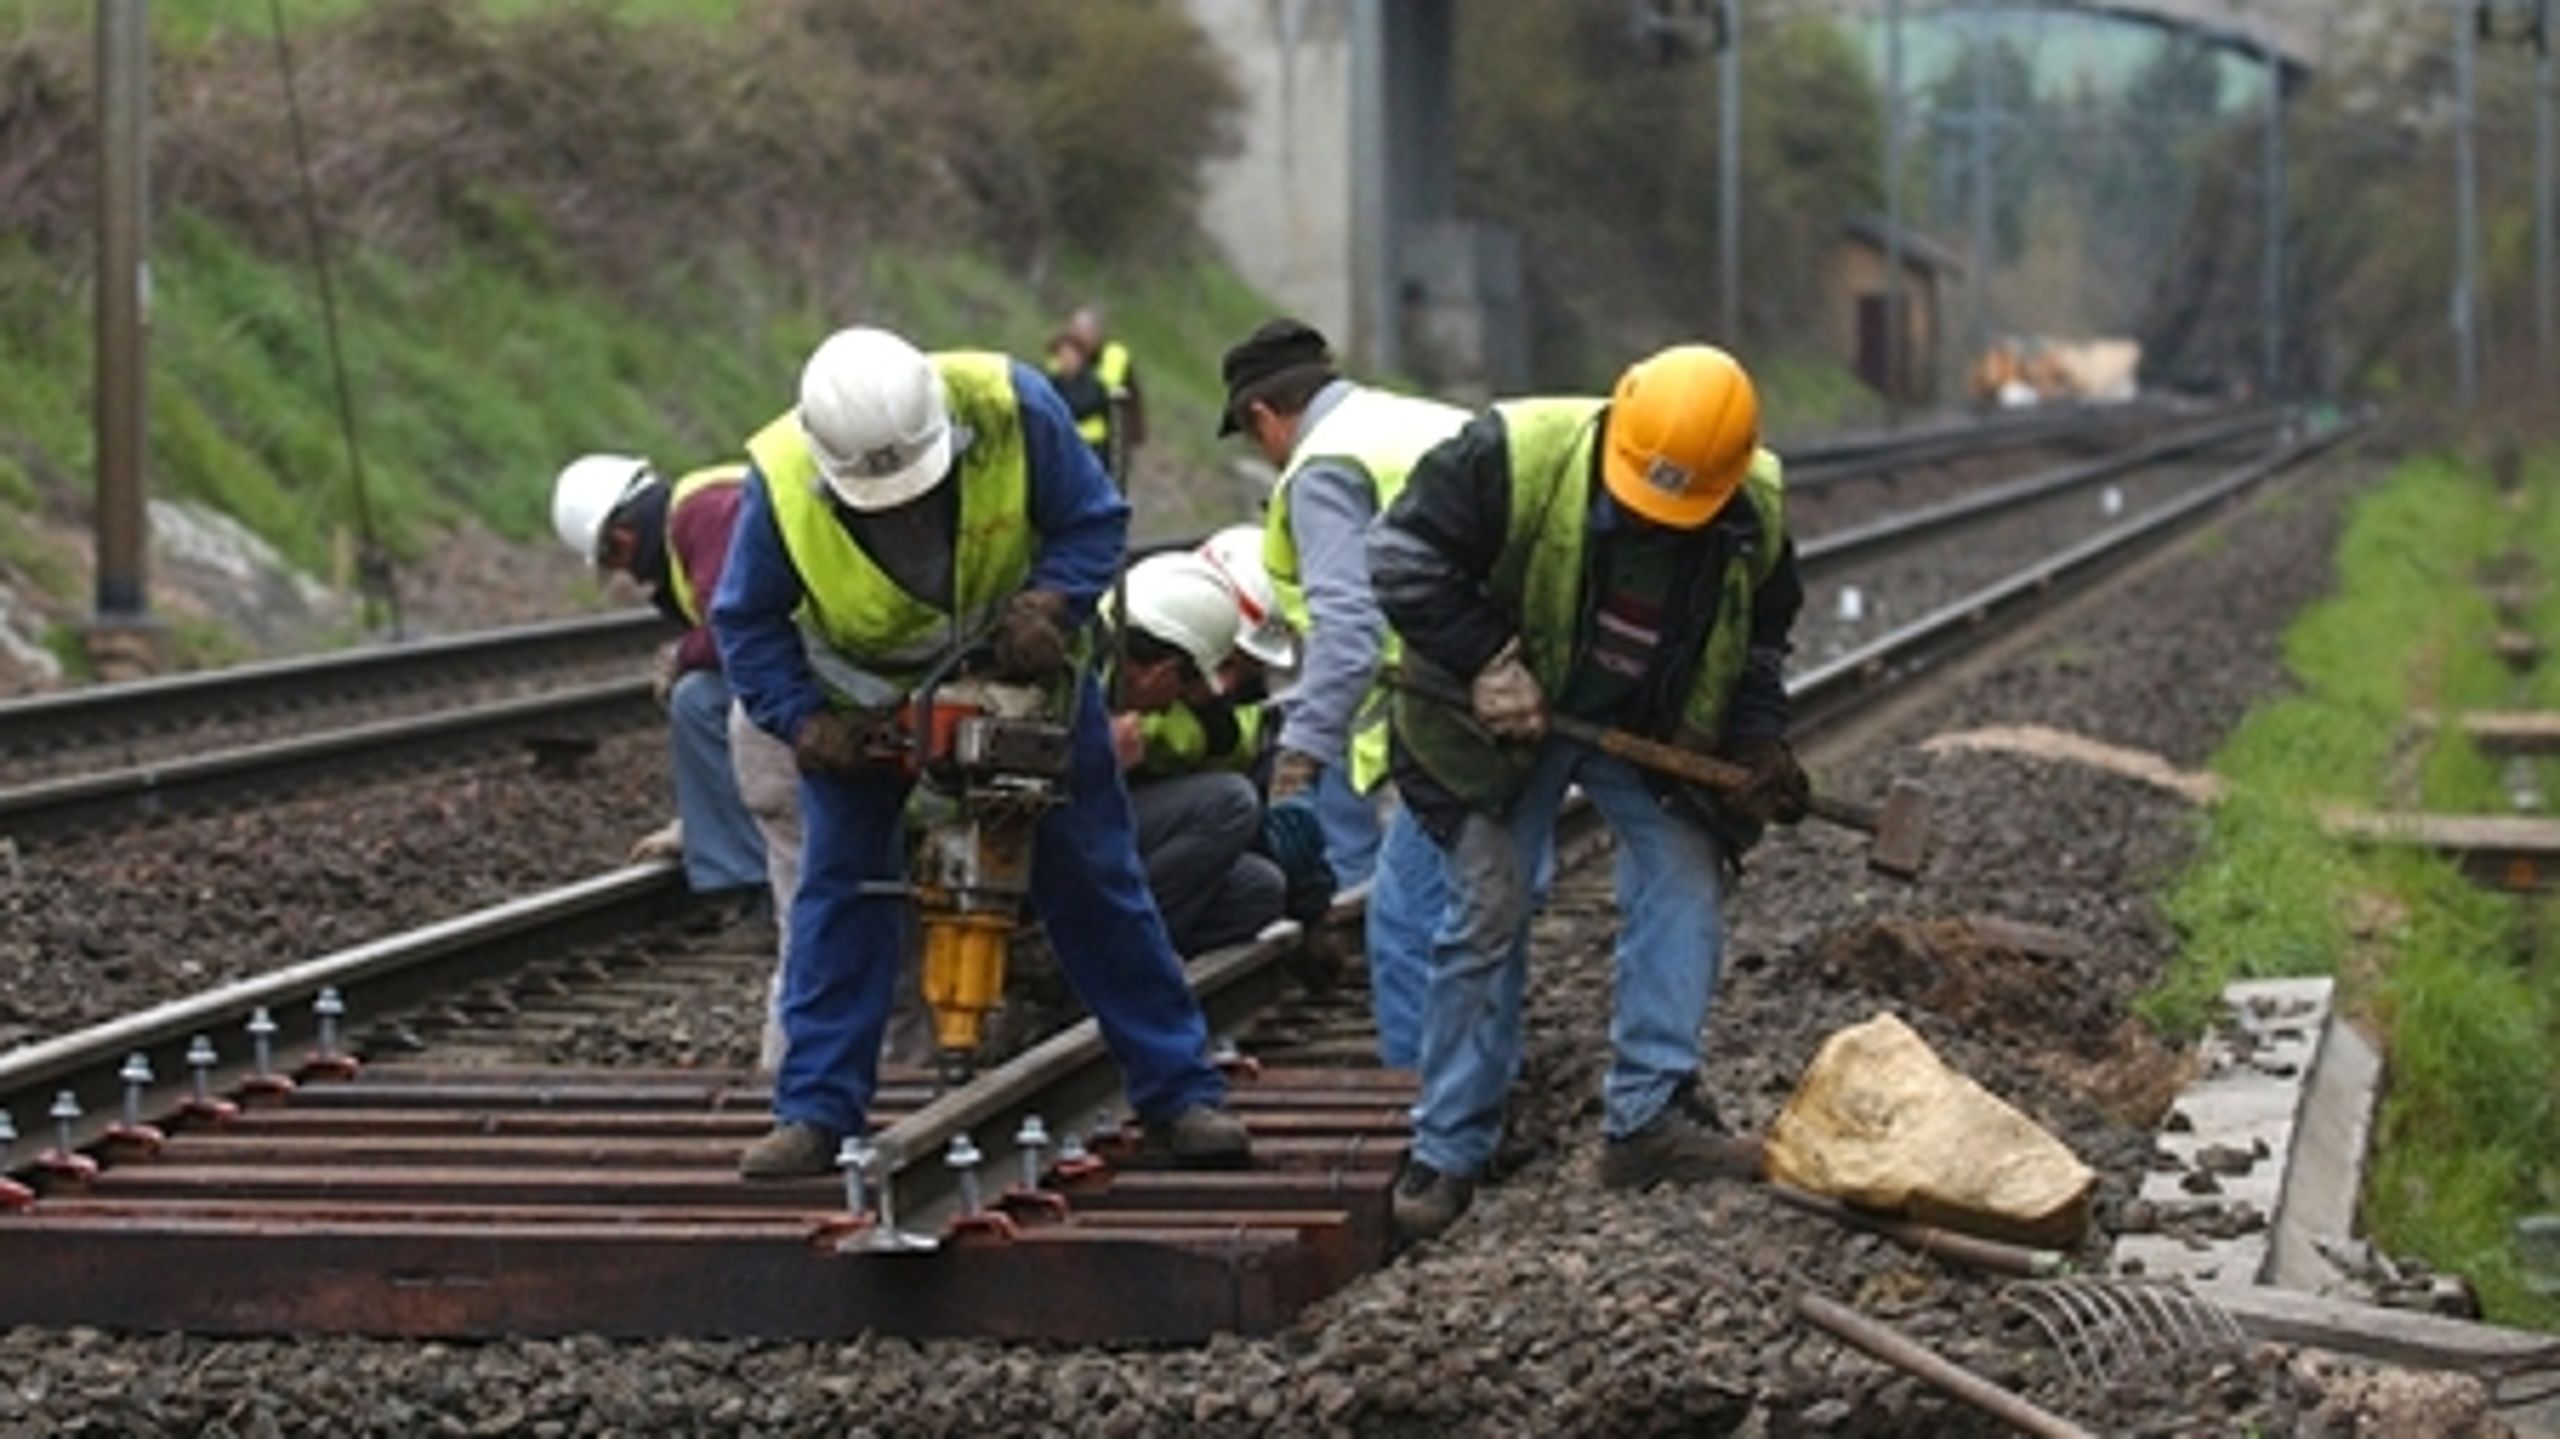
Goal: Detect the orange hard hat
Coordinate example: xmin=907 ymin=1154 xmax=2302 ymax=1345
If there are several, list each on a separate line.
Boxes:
xmin=1602 ymin=345 xmax=1760 ymax=530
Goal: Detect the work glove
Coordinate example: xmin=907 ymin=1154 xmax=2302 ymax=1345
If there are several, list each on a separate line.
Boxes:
xmin=793 ymin=708 xmax=889 ymax=778
xmin=992 ymin=589 xmax=1073 ymax=683
xmin=1470 ymin=638 xmax=1547 ymax=742
xmin=1268 ymin=747 xmax=1323 ymax=803
xmin=1721 ymin=735 xmax=1811 ymax=827
xmin=628 ymin=818 xmax=684 ymax=863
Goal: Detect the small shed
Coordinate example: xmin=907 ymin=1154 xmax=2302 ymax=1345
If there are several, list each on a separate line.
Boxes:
xmin=1827 ymin=216 xmax=1966 ymax=405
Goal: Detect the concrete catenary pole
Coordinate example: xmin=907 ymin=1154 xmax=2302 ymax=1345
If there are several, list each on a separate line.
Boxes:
xmin=2537 ymin=0 xmax=2554 ymax=382
xmin=94 ymin=0 xmax=150 ymax=625
xmin=1718 ymin=0 xmax=1742 ymax=345
xmin=1884 ymin=0 xmax=1907 ymax=424
xmin=1969 ymin=1 xmax=1994 ymax=372
xmin=2457 ymin=0 xmax=2481 ymax=411
xmin=2262 ymin=35 xmax=2286 ymax=398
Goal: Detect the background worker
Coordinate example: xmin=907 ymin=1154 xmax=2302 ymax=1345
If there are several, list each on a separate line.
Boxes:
xmin=1368 ymin=344 xmax=1808 ymax=1242
xmin=1218 ymin=318 xmax=1468 ymax=1068
xmin=712 ymin=325 xmax=1249 ymax=1178
xmin=1107 ymin=551 xmax=1286 ymax=955
xmin=1045 ymin=306 xmax=1144 ymax=475
xmin=549 ymin=454 xmax=767 ymax=916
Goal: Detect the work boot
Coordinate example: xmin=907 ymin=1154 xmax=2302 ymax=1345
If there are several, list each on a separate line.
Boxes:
xmin=738 ymin=1120 xmax=840 ymax=1180
xmin=1599 ymin=1086 xmax=1764 ymax=1191
xmin=1391 ymin=1159 xmax=1476 ymax=1244
xmin=1147 ymin=1103 xmax=1253 ymax=1166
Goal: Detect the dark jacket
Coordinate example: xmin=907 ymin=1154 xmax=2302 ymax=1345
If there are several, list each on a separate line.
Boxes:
xmin=1367 ymin=407 xmax=1802 ymax=840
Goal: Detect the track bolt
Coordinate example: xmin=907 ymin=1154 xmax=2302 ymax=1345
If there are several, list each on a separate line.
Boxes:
xmin=308 ymin=988 xmax=359 ymax=1079
xmin=249 ymin=1008 xmax=277 ymax=1077
xmin=947 ymin=1133 xmax=985 ymax=1218
xmin=837 ymin=1136 xmax=874 ymax=1218
xmin=244 ymin=1007 xmax=294 ymax=1097
xmin=0 ymin=1111 xmax=28 ymax=1212
xmin=107 ymin=1054 xmax=166 ymax=1153
xmin=1014 ymin=1115 xmax=1049 ymax=1191
xmin=183 ymin=1034 xmax=240 ymax=1123
xmin=118 ymin=1053 xmax=151 ymax=1129
xmin=38 ymin=1089 xmax=97 ymax=1181
xmin=314 ymin=987 xmax=344 ymax=1060
xmin=187 ymin=1035 xmax=217 ymax=1103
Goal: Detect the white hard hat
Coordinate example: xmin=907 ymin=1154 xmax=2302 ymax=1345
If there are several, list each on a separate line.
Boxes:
xmin=797 ymin=327 xmax=952 ymax=512
xmin=1122 ymin=552 xmax=1243 ymax=693
xmin=1197 ymin=524 xmax=1296 ymax=667
xmin=551 ymin=453 xmax=655 ymax=564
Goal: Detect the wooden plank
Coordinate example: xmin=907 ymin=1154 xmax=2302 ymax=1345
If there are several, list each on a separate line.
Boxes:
xmin=2208 ymin=1284 xmax=2560 ymax=1376
xmin=2413 ymin=711 xmax=2560 ymax=756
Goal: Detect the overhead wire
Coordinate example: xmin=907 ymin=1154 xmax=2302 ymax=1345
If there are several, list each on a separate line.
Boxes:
xmin=265 ymin=0 xmax=402 ymax=640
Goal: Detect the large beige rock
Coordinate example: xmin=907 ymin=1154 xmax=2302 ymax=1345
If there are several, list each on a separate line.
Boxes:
xmin=1764 ymin=1011 xmax=2096 ymax=1248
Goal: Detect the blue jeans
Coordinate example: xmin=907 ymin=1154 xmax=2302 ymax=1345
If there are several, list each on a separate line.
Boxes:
xmin=1311 ymin=763 xmax=1383 ymax=891
xmin=1364 ymin=803 xmax=1443 ymax=1068
xmin=668 ymin=669 xmax=768 ymax=893
xmin=774 ymin=677 xmax=1227 ymax=1137
xmin=1411 ymin=739 xmax=1728 ymax=1180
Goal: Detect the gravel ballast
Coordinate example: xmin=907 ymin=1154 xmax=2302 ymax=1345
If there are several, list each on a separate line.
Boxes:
xmin=5 ymin=447 xmax=2508 ymax=1437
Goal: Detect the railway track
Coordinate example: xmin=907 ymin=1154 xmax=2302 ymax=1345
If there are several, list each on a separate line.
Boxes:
xmin=0 ymin=610 xmax=663 ymax=781
xmin=0 ymin=406 xmax=2365 ymax=1343
xmin=0 ymin=406 xmax=2256 ymax=846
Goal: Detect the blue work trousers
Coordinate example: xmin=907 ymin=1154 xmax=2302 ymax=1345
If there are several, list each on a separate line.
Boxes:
xmin=1411 ymin=739 xmax=1728 ymax=1180
xmin=1364 ymin=803 xmax=1443 ymax=1069
xmin=1311 ymin=762 xmax=1383 ymax=891
xmin=669 ymin=669 xmax=769 ymax=893
xmin=773 ymin=677 xmax=1226 ymax=1137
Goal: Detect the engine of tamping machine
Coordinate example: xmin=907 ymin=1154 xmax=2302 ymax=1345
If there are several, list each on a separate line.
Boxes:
xmin=909 ymin=679 xmax=1073 ymax=1083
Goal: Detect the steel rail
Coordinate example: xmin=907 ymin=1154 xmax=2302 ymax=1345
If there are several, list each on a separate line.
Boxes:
xmin=0 ymin=609 xmax=660 ymax=763
xmin=0 ymin=676 xmax=656 ymax=842
xmin=0 ymin=861 xmax=687 ymax=1157
xmin=0 ymin=412 xmax=2363 ymax=1179
xmin=0 ymin=411 xmax=2366 ymax=1342
xmin=1789 ymin=412 xmax=2365 ymax=739
xmin=1796 ymin=407 xmax=2286 ymax=573
xmin=1783 ymin=399 xmax=2189 ymax=491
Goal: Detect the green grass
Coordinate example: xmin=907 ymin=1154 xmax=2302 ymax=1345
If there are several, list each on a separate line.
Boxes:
xmin=0 ymin=0 xmax=747 ymax=50
xmin=2145 ymin=451 xmax=2560 ymax=1327
xmin=0 ymin=199 xmax=1279 ymax=599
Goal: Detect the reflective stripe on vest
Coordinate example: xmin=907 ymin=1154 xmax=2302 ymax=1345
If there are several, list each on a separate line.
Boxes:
xmin=1400 ymin=397 xmax=1786 ymax=814
xmin=1260 ymin=386 xmax=1471 ymax=792
xmin=663 ymin=462 xmax=746 ymax=627
xmin=746 ymin=351 xmax=1034 ymax=699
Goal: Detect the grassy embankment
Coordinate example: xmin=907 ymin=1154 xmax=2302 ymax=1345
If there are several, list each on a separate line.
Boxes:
xmin=2146 ymin=449 xmax=2560 ymax=1327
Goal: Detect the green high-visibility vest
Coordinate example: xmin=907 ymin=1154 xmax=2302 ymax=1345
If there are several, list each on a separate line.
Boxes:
xmin=1135 ymin=698 xmax=1263 ymax=781
xmin=662 ymin=462 xmax=746 ymax=627
xmin=1260 ymin=386 xmax=1471 ymax=792
xmin=1394 ymin=397 xmax=1786 ymax=816
xmin=1069 ymin=340 xmax=1136 ymax=449
xmin=746 ymin=351 xmax=1033 ymax=700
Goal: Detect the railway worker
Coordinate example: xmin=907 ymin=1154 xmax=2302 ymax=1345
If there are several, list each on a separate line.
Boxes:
xmin=1105 ymin=550 xmax=1288 ymax=956
xmin=1218 ymin=317 xmax=1468 ymax=1069
xmin=712 ymin=325 xmax=1251 ymax=1179
xmin=1367 ymin=343 xmax=1808 ymax=1242
xmin=549 ymin=455 xmax=768 ymax=915
xmin=1044 ymin=306 xmax=1144 ymax=476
